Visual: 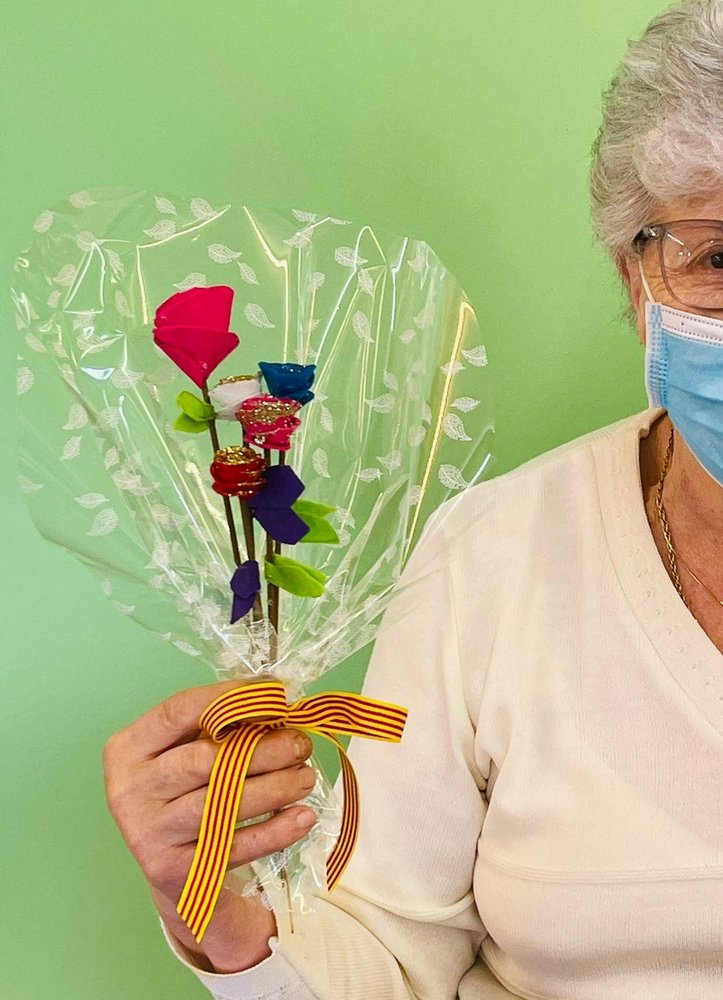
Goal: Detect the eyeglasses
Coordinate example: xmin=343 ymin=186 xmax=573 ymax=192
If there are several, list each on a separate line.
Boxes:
xmin=633 ymin=218 xmax=723 ymax=310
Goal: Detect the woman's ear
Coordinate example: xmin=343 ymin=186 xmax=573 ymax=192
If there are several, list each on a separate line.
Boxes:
xmin=616 ymin=256 xmax=647 ymax=346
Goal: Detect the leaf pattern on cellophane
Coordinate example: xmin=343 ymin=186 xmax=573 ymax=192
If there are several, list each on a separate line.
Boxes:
xmin=12 ymin=187 xmax=494 ymax=684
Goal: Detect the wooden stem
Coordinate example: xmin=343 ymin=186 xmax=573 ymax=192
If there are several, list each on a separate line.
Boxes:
xmin=202 ymin=392 xmax=293 ymax=929
xmin=238 ymin=498 xmax=264 ymax=620
xmin=269 ymin=450 xmax=283 ymax=654
xmin=264 ymin=448 xmax=280 ymax=640
xmin=202 ymin=384 xmax=242 ymax=566
xmin=262 ymin=448 xmax=290 ymax=925
xmin=274 ymin=451 xmax=285 ymax=559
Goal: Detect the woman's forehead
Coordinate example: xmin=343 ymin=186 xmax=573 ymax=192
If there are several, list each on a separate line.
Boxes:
xmin=658 ymin=191 xmax=723 ymax=222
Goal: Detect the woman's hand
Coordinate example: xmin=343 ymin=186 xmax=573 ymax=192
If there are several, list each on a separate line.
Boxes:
xmin=102 ymin=679 xmax=317 ymax=972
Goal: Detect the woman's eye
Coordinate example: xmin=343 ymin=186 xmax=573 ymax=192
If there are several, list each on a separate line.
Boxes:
xmin=687 ymin=247 xmax=723 ymax=269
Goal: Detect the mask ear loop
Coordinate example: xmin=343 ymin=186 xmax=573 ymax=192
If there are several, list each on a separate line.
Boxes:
xmin=638 ymin=256 xmax=662 ymax=410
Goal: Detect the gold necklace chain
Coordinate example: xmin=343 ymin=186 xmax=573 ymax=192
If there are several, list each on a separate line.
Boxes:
xmin=655 ymin=427 xmax=723 ymax=609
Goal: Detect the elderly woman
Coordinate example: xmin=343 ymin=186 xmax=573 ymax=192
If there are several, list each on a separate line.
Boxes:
xmin=103 ymin=1 xmax=722 ymax=997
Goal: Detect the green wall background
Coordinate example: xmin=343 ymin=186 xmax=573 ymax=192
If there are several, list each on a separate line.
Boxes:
xmin=1 ymin=1 xmax=667 ymax=996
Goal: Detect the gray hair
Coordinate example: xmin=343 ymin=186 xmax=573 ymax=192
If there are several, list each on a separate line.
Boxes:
xmin=590 ymin=0 xmax=723 ymax=307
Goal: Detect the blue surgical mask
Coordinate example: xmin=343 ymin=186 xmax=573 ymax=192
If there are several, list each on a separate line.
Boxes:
xmin=638 ymin=261 xmax=723 ymax=488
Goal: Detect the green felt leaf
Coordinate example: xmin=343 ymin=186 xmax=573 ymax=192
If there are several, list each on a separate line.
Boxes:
xmin=292 ymin=500 xmax=340 ymax=544
xmin=174 ymin=391 xmax=214 ymax=432
xmin=177 ymin=391 xmax=215 ymax=420
xmin=265 ymin=554 xmax=326 ymax=597
xmin=298 ymin=516 xmax=340 ymax=544
xmin=293 ymin=499 xmax=336 ymax=519
xmin=174 ymin=413 xmax=209 ymax=434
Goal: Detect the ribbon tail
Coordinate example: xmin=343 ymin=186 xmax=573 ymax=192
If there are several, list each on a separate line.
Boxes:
xmin=325 ymin=737 xmax=359 ymax=889
xmin=176 ymin=722 xmax=269 ymax=944
xmin=300 ymin=729 xmax=360 ymax=891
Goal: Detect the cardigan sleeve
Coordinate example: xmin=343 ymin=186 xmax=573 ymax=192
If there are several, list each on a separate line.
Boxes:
xmin=158 ymin=494 xmax=494 ymax=999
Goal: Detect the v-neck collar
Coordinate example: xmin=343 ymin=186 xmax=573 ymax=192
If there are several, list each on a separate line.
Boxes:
xmin=593 ymin=406 xmax=723 ymax=739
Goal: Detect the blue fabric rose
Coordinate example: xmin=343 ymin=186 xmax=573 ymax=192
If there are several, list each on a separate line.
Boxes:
xmin=258 ymin=362 xmax=316 ymax=405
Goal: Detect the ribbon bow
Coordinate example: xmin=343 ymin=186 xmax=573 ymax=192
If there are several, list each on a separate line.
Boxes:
xmin=176 ymin=681 xmax=408 ymax=943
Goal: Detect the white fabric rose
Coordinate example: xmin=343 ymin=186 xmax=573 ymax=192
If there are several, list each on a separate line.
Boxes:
xmin=209 ymin=377 xmax=262 ymax=420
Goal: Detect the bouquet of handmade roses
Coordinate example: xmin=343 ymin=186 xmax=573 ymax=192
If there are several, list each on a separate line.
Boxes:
xmin=11 ymin=186 xmax=494 ymax=942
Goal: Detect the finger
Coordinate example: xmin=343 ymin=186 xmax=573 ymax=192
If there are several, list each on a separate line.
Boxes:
xmin=116 ymin=680 xmax=249 ymax=761
xmin=158 ymin=763 xmax=317 ymax=843
xmin=247 ymin=728 xmax=314 ymax=776
xmin=147 ymin=729 xmax=313 ymax=801
xmin=140 ymin=805 xmax=317 ymax=902
xmin=226 ymin=806 xmax=317 ymax=869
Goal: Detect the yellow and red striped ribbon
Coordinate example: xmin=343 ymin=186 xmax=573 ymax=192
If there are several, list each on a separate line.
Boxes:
xmin=176 ymin=680 xmax=408 ymax=943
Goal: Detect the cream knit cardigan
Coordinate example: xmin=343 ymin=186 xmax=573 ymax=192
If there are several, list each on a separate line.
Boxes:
xmin=160 ymin=406 xmax=723 ymax=999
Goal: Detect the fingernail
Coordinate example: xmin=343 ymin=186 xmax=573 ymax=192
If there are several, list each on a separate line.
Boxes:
xmin=294 ymin=733 xmax=312 ymax=759
xmin=296 ymin=807 xmax=316 ymax=827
